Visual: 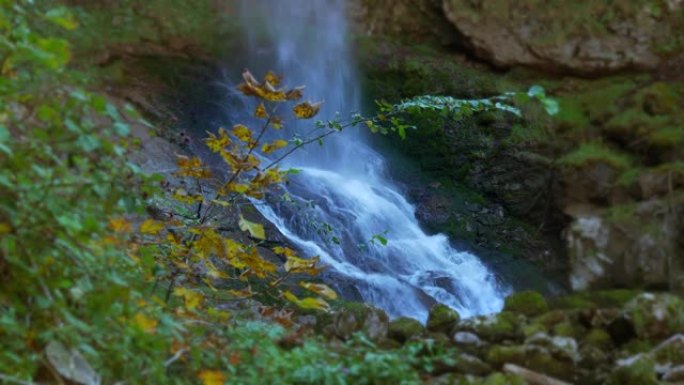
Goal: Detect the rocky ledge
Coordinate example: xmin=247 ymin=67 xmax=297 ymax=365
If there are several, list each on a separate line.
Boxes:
xmin=286 ymin=290 xmax=684 ymax=384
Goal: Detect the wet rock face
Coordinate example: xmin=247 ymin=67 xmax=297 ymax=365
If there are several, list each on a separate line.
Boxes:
xmin=564 ymin=201 xmax=683 ymax=292
xmin=349 ymin=0 xmax=459 ymax=46
xmin=441 ymin=0 xmax=681 ymax=75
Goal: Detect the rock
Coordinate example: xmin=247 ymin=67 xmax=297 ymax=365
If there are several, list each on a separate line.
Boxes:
xmin=624 ymin=293 xmax=684 ymax=340
xmin=503 ymin=291 xmax=549 ymax=317
xmin=582 ymin=328 xmax=613 ymax=350
xmin=388 ymin=317 xmax=425 ymax=343
xmin=441 ymin=0 xmax=681 ymax=76
xmin=609 ymin=354 xmax=659 ymax=385
xmin=651 ymin=335 xmax=684 ymax=374
xmin=332 ymin=303 xmax=389 ymax=341
xmin=664 ymin=364 xmax=684 ymax=382
xmin=486 ymin=343 xmax=575 ymax=381
xmin=526 ymin=333 xmax=580 ymax=363
xmin=349 ymin=0 xmax=459 ymax=46
xmin=461 ymin=312 xmax=523 ymax=342
xmin=436 ymin=353 xmax=493 ymax=376
xmin=453 ymin=331 xmax=484 ymax=347
xmin=427 ymin=304 xmax=460 ymax=334
xmin=564 ymin=202 xmax=682 ymax=291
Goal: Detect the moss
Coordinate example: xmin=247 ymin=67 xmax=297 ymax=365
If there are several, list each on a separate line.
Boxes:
xmin=427 ymin=304 xmax=460 ymax=334
xmin=470 ymin=312 xmax=521 ymax=341
xmin=485 ymin=345 xmax=527 ymax=367
xmin=583 ymin=328 xmax=613 ymax=349
xmin=560 ymin=142 xmax=633 ymax=170
xmin=504 ymin=291 xmax=549 ymax=317
xmin=608 ymin=355 xmax=659 ymax=385
xmin=552 ymin=321 xmax=584 ymax=339
xmin=388 ymin=317 xmax=425 ymax=343
xmin=482 ymin=373 xmax=527 ymax=385
xmin=522 ymin=322 xmax=547 ymax=338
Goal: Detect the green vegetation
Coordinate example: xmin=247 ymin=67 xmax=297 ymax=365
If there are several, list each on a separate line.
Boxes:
xmin=559 ymin=142 xmax=633 ymax=170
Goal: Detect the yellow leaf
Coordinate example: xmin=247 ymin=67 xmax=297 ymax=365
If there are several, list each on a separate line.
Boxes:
xmin=264 ymin=71 xmax=282 ymax=87
xmin=0 ymin=222 xmax=12 ymax=235
xmin=109 ymin=217 xmax=132 ymax=233
xmin=173 ymin=287 xmax=204 ymax=310
xmin=299 ymin=282 xmax=338 ymax=300
xmin=197 ymin=370 xmax=226 ymax=385
xmin=283 ymin=291 xmax=331 ymax=312
xmin=205 ymin=127 xmax=231 ymax=152
xmin=284 ymin=255 xmax=322 ymax=276
xmin=255 ymin=103 xmax=267 ymax=119
xmin=140 ymin=219 xmax=164 ymax=235
xmin=173 ymin=189 xmax=204 ymax=205
xmin=293 ymin=101 xmax=322 ymax=119
xmin=286 ymin=86 xmax=305 ymax=101
xmin=232 ymin=124 xmax=252 ymax=142
xmin=176 ymin=156 xmax=211 ymax=178
xmin=133 ymin=313 xmax=158 ymax=333
xmin=238 ymin=216 xmax=265 ymax=240
xmin=261 ymin=139 xmax=288 ymax=154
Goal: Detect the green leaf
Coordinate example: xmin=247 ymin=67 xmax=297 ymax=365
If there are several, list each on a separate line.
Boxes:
xmin=45 ymin=7 xmax=78 ymax=31
xmin=0 ymin=125 xmax=8 ymax=143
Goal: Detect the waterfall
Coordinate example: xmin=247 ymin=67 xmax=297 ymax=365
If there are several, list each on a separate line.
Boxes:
xmin=233 ymin=0 xmax=508 ymax=322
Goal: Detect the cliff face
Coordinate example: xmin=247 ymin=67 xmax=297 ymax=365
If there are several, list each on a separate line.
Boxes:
xmin=351 ymin=0 xmax=684 ymax=293
xmin=353 ymin=0 xmax=684 ymax=76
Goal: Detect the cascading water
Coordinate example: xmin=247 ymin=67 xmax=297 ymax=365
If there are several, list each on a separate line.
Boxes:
xmin=233 ymin=0 xmax=509 ymax=322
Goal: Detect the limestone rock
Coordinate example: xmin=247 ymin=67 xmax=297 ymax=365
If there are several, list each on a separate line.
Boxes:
xmin=441 ymin=0 xmax=681 ymax=75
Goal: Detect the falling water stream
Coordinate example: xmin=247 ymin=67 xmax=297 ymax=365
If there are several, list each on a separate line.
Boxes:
xmin=231 ymin=0 xmax=509 ymax=322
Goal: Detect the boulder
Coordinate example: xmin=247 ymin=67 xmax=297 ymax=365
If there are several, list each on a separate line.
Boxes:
xmin=427 ymin=304 xmax=460 ymax=334
xmin=441 ymin=0 xmax=682 ymax=76
xmin=624 ymin=293 xmax=684 ymax=340
xmin=332 ymin=303 xmax=389 ymax=341
xmin=504 ymin=291 xmax=549 ymax=317
xmin=460 ymin=312 xmax=523 ymax=342
xmin=388 ymin=317 xmax=425 ymax=343
xmin=564 ymin=202 xmax=683 ymax=291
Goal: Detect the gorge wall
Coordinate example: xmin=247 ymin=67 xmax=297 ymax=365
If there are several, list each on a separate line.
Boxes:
xmin=350 ymin=0 xmax=684 ymax=293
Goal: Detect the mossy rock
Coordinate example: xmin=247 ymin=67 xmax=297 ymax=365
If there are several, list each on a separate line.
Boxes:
xmin=552 ymin=320 xmax=586 ymax=339
xmin=481 ymin=373 xmax=527 ymax=385
xmin=463 ymin=311 xmax=523 ymax=342
xmin=624 ymin=293 xmax=684 ymax=340
xmin=485 ymin=345 xmax=528 ymax=368
xmin=332 ymin=302 xmax=389 ymax=341
xmin=583 ymin=328 xmax=613 ymax=350
xmin=503 ymin=291 xmax=548 ymax=317
xmin=388 ymin=317 xmax=424 ymax=343
xmin=608 ymin=355 xmax=658 ymax=385
xmin=427 ymin=304 xmax=460 ymax=334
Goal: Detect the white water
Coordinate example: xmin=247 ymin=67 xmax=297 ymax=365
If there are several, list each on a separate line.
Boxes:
xmin=235 ymin=0 xmax=508 ymax=322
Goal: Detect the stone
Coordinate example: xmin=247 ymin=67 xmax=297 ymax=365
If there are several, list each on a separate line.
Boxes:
xmin=332 ymin=303 xmax=389 ymax=341
xmin=503 ymin=291 xmax=549 ymax=317
xmin=664 ymin=364 xmax=684 ymax=382
xmin=427 ymin=304 xmax=460 ymax=334
xmin=461 ymin=312 xmax=522 ymax=342
xmin=582 ymin=328 xmax=613 ymax=350
xmin=564 ymin=202 xmax=681 ymax=291
xmin=624 ymin=293 xmax=684 ymax=340
xmin=609 ymin=354 xmax=659 ymax=385
xmin=388 ymin=317 xmax=425 ymax=343
xmin=441 ymin=0 xmax=680 ymax=76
